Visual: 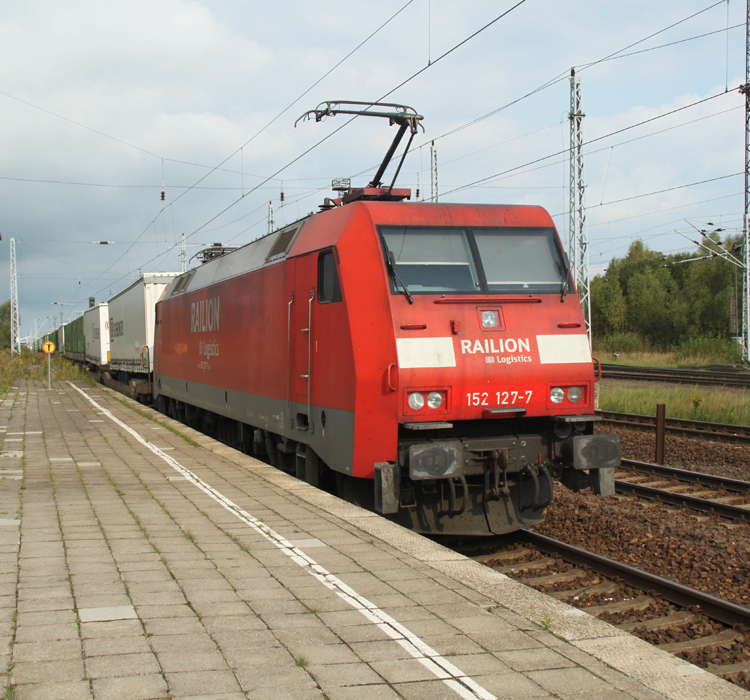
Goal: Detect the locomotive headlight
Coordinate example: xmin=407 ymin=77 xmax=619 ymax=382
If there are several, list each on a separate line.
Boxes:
xmin=408 ymin=392 xmax=425 ymax=410
xmin=567 ymin=386 xmax=583 ymax=403
xmin=550 ymin=387 xmax=565 ymax=404
xmin=426 ymin=391 xmax=443 ymax=409
xmin=481 ymin=310 xmax=499 ymax=328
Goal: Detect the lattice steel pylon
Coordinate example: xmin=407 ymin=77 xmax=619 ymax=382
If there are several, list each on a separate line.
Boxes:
xmin=9 ymin=238 xmax=20 ymax=355
xmin=268 ymin=201 xmax=275 ymax=234
xmin=430 ymin=141 xmax=438 ymax=202
xmin=741 ymin=0 xmax=750 ymax=362
xmin=569 ymin=68 xmax=591 ymax=345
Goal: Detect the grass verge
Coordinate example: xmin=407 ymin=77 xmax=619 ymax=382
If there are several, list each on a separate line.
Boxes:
xmin=598 ymin=379 xmax=750 ymax=425
xmin=593 ymin=350 xmax=715 ymax=369
xmin=593 ymin=335 xmax=742 ymax=367
xmin=0 ymin=349 xmax=94 ymax=393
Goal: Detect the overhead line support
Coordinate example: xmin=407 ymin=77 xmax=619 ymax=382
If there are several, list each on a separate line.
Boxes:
xmin=741 ymin=0 xmax=750 ymax=362
xmin=10 ymin=238 xmax=19 ymax=356
xmin=430 ymin=141 xmax=438 ymax=202
xmin=569 ymin=68 xmax=590 ymax=346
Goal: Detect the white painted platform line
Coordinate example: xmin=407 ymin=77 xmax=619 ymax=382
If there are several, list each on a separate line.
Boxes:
xmin=69 ymin=383 xmax=496 ymax=700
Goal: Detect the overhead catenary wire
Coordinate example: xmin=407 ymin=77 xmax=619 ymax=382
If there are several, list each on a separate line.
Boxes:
xmin=440 ymin=91 xmax=735 ymax=198
xmin=10 ymin=1 xmax=423 ymax=319
xmin=118 ymin=94 xmax=742 ymax=268
xmin=163 ymin=0 xmax=420 ymax=212
xmin=0 ymin=175 xmax=328 ymax=191
xmin=447 ymin=103 xmax=744 ymax=197
xmin=409 ymin=102 xmax=743 ymax=195
xmin=102 ymin=0 xmax=531 ymax=280
xmin=405 ymin=0 xmax=733 ymax=151
xmin=562 ymin=172 xmax=742 ymax=213
xmin=587 ymin=194 xmax=742 ymax=230
xmin=205 ymin=92 xmax=744 ymax=249
xmin=46 ymin=1 xmax=743 ymax=320
xmin=0 ymin=89 xmax=163 ymax=161
xmin=0 ymin=3 xmax=418 ymax=188
xmin=585 ymin=22 xmax=742 ymax=65
xmin=74 ymin=1 xmax=730 ymax=293
xmin=344 ymin=4 xmax=740 ymax=189
xmin=83 ymin=0 xmax=420 ymax=295
xmin=576 ymin=0 xmax=728 ymax=73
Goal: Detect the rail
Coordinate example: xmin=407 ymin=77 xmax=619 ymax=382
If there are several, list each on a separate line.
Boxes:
xmin=598 ymin=410 xmax=750 ymax=444
xmin=601 ymin=363 xmax=750 ymax=388
xmin=519 ymin=531 xmax=750 ymax=628
xmin=615 ymin=458 xmax=750 ymax=522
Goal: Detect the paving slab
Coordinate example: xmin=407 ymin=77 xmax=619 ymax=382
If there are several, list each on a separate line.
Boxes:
xmin=3 ymin=381 xmax=748 ymax=700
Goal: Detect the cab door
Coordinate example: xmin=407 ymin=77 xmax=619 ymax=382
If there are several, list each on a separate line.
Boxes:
xmin=291 ymin=254 xmax=316 ymax=430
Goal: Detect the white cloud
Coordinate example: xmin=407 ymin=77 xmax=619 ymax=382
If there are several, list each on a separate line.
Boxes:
xmin=0 ymin=0 xmax=747 ymax=335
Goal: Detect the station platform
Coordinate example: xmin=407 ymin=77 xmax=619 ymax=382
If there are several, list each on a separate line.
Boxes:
xmin=0 ymin=380 xmax=745 ymax=700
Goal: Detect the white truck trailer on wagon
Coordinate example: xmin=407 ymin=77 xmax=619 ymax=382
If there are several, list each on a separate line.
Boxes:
xmin=108 ymin=272 xmax=179 ymax=377
xmin=84 ymin=302 xmax=110 ymax=368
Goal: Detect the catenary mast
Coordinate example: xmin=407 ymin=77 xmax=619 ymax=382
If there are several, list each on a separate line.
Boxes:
xmin=569 ymin=68 xmax=590 ymax=346
xmin=742 ymin=0 xmax=750 ymax=362
xmin=430 ymin=141 xmax=438 ymax=202
xmin=9 ymin=238 xmax=19 ymax=355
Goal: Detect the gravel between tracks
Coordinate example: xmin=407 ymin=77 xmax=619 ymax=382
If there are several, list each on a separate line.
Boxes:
xmin=534 ymin=489 xmax=750 ymax=606
xmin=526 ymin=425 xmax=750 ymax=688
xmin=533 ymin=426 xmax=750 ymax=607
xmin=598 ymin=423 xmax=750 ymax=481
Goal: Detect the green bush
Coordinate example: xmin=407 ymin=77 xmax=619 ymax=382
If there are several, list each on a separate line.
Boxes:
xmin=593 ymin=332 xmax=650 ymax=354
xmin=671 ymin=336 xmax=742 ymax=364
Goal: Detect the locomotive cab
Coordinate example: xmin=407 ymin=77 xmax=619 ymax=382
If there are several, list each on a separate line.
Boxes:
xmin=354 ymin=202 xmax=621 ymax=535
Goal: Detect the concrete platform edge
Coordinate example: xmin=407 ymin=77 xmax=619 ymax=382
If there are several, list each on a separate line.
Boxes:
xmin=104 ymin=385 xmax=748 ymax=700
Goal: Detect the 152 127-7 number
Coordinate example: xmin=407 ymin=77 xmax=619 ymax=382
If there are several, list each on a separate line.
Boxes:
xmin=466 ymin=390 xmax=533 ymax=407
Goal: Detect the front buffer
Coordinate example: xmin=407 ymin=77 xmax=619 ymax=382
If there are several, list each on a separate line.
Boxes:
xmin=373 ymin=423 xmax=621 ymax=536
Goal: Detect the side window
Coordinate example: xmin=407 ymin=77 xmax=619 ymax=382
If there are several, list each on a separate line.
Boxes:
xmin=266 ymin=221 xmax=305 ymax=261
xmin=318 ymin=250 xmax=342 ymax=303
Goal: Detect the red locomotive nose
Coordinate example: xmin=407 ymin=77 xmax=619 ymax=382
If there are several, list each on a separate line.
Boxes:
xmin=151 ymin=199 xmax=619 ymax=537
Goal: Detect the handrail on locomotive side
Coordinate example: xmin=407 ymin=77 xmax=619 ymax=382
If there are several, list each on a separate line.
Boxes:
xmin=295 ymin=101 xmax=424 ymax=193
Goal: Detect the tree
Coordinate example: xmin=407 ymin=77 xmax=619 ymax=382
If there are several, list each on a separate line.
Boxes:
xmin=626 ymin=268 xmax=675 ymax=345
xmin=680 ymin=234 xmax=738 ymax=339
xmin=591 ymin=235 xmax=739 ymax=349
xmin=591 ymin=273 xmax=626 ymax=337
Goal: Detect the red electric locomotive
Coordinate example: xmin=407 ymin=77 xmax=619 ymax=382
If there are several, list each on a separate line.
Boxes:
xmin=153 ymin=103 xmax=620 ymax=536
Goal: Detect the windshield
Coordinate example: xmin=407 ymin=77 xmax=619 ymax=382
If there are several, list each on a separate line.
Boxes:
xmin=380 ymin=225 xmax=567 ymax=295
xmin=474 ymin=228 xmax=567 ymax=293
xmin=381 ymin=227 xmax=481 ymax=293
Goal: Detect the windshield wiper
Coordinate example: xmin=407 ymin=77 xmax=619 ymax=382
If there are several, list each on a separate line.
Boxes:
xmin=561 ymin=254 xmax=572 ymax=303
xmin=387 ymin=251 xmax=414 ymax=304
xmin=561 ymin=277 xmax=570 ymax=303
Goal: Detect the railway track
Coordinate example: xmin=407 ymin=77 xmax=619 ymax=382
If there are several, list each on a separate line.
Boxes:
xmin=466 ymin=532 xmax=750 ymax=685
xmin=598 ymin=410 xmax=750 ymax=444
xmin=601 ymin=363 xmax=750 ymax=388
xmin=615 ymin=459 xmax=750 ymax=522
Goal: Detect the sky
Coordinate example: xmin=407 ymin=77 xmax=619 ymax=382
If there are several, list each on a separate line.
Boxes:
xmin=0 ymin=0 xmax=747 ymax=340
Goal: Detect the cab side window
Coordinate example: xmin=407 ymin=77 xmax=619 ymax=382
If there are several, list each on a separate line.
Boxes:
xmin=318 ymin=250 xmax=342 ymax=303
